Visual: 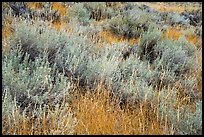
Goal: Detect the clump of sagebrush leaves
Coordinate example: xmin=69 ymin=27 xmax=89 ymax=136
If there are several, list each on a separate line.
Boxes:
xmin=105 ymin=4 xmax=157 ymax=39
xmin=3 ymin=19 xmax=95 ymax=116
xmin=2 ymin=46 xmax=70 ymax=116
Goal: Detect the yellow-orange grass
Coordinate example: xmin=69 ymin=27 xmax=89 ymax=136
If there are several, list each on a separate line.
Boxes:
xmin=27 ymin=2 xmax=43 ymax=9
xmin=162 ymin=27 xmax=200 ymax=46
xmin=51 ymin=20 xmax=62 ymax=32
xmin=185 ymin=33 xmax=201 ymax=47
xmin=71 ymin=85 xmax=165 ymax=135
xmin=51 ymin=2 xmax=66 ymax=16
xmin=2 ymin=83 xmax=197 ymax=135
xmin=2 ymin=103 xmax=75 ymax=135
xmin=49 ymin=21 xmax=72 ymax=33
xmin=189 ymin=49 xmax=202 ymax=100
xmin=2 ymin=18 xmax=13 ymax=53
xmin=2 ymin=25 xmax=10 ymax=40
xmin=98 ymin=30 xmax=140 ymax=46
xmin=2 ymin=17 xmax=13 ymax=40
xmin=144 ymin=2 xmax=200 ymax=13
xmin=162 ymin=27 xmax=182 ymax=41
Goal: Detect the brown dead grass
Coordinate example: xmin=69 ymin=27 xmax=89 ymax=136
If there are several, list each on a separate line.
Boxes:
xmin=193 ymin=49 xmax=202 ymax=99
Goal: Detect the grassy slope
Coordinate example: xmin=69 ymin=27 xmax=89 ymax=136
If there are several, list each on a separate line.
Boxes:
xmin=2 ymin=2 xmax=202 ymax=135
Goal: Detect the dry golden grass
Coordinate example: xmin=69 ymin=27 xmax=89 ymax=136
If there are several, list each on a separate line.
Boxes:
xmin=161 ymin=26 xmax=201 ymax=48
xmin=51 ymin=2 xmax=66 ymax=16
xmin=162 ymin=26 xmax=182 ymax=41
xmin=2 ymin=17 xmax=13 ymax=53
xmin=70 ymin=85 xmax=166 ymax=135
xmin=2 ymin=82 xmax=199 ymax=135
xmin=52 ymin=20 xmax=61 ymax=32
xmin=98 ymin=30 xmax=140 ymax=46
xmin=185 ymin=33 xmax=201 ymax=48
xmin=2 ymin=2 xmax=202 ymax=135
xmin=193 ymin=49 xmax=202 ymax=99
xmin=2 ymin=26 xmax=11 ymax=40
xmin=2 ymin=101 xmax=76 ymax=135
xmin=27 ymin=2 xmax=43 ymax=9
xmin=2 ymin=17 xmax=13 ymax=40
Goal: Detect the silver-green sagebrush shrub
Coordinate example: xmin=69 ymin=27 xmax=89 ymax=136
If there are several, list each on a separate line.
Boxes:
xmin=84 ymin=2 xmax=118 ymax=21
xmin=154 ymin=39 xmax=196 ymax=76
xmin=135 ymin=27 xmax=197 ymax=92
xmin=2 ymin=46 xmax=70 ymax=115
xmin=64 ymin=2 xmax=117 ymax=26
xmin=167 ymin=12 xmax=190 ymax=25
xmin=136 ymin=26 xmax=162 ymax=63
xmin=105 ymin=4 xmax=157 ymax=38
xmin=111 ymin=54 xmax=158 ymax=104
xmin=153 ymin=37 xmax=197 ymax=91
xmin=11 ymin=20 xmax=67 ymax=63
xmin=158 ymin=88 xmax=202 ymax=135
xmin=82 ymin=44 xmax=123 ymax=89
xmin=65 ymin=3 xmax=91 ymax=26
xmin=11 ymin=20 xmax=94 ymax=80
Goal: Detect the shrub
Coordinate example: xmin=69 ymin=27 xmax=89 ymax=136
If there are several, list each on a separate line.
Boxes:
xmin=3 ymin=19 xmax=95 ymax=115
xmin=2 ymin=90 xmax=77 ymax=135
xmin=82 ymin=44 xmax=123 ymax=89
xmin=153 ymin=37 xmax=197 ymax=77
xmin=105 ymin=5 xmax=157 ymax=39
xmin=80 ymin=43 xmax=157 ymax=104
xmin=84 ymin=2 xmax=118 ymax=21
xmin=167 ymin=12 xmax=190 ymax=25
xmin=135 ymin=27 xmax=197 ymax=92
xmin=136 ymin=26 xmax=162 ymax=63
xmin=11 ymin=20 xmax=94 ymax=78
xmin=2 ymin=47 xmax=71 ymax=115
xmin=11 ymin=20 xmax=67 ymax=53
xmin=158 ymin=88 xmax=202 ymax=135
xmin=65 ymin=3 xmax=91 ymax=26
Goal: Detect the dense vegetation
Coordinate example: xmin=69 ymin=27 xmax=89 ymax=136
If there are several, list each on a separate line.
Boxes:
xmin=2 ymin=2 xmax=202 ymax=135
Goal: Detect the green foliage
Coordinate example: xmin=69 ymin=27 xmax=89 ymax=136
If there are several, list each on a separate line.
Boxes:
xmin=11 ymin=20 xmax=94 ymax=77
xmin=65 ymin=3 xmax=91 ymax=25
xmin=134 ymin=27 xmax=197 ymax=92
xmin=136 ymin=26 xmax=162 ymax=63
xmin=2 ymin=47 xmax=70 ymax=114
xmin=2 ymin=2 xmax=202 ymax=135
xmin=158 ymin=89 xmax=202 ymax=135
xmin=154 ymin=37 xmax=196 ymax=76
xmin=167 ymin=12 xmax=190 ymax=25
xmin=84 ymin=2 xmax=117 ymax=20
xmin=82 ymin=44 xmax=122 ymax=88
xmin=105 ymin=5 xmax=157 ymax=38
